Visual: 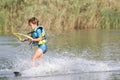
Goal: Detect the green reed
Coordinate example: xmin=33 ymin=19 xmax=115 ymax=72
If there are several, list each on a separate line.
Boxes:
xmin=100 ymin=7 xmax=120 ymax=29
xmin=0 ymin=0 xmax=120 ymax=34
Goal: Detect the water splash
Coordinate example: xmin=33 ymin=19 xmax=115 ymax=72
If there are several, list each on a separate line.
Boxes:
xmin=12 ymin=52 xmax=120 ymax=77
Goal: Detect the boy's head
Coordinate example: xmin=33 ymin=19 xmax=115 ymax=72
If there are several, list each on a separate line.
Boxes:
xmin=28 ymin=17 xmax=39 ymax=29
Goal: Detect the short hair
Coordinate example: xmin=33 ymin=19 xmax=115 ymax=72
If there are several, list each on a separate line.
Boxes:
xmin=28 ymin=17 xmax=39 ymax=25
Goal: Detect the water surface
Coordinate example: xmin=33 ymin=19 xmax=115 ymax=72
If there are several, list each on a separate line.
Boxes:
xmin=0 ymin=30 xmax=120 ymax=80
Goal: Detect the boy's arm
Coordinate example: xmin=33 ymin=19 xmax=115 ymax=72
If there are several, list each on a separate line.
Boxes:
xmin=31 ymin=29 xmax=42 ymax=42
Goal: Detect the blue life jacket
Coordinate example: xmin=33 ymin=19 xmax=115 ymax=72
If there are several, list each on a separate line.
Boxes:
xmin=29 ymin=26 xmax=46 ymax=46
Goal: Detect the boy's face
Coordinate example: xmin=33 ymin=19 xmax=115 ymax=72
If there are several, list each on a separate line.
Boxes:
xmin=29 ymin=22 xmax=36 ymax=30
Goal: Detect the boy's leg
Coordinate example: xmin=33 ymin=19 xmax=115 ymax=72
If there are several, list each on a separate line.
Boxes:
xmin=32 ymin=48 xmax=43 ymax=61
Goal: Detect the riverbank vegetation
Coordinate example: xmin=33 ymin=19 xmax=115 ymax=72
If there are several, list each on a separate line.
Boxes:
xmin=0 ymin=0 xmax=120 ymax=34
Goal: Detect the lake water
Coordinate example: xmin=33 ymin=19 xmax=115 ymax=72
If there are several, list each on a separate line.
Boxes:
xmin=0 ymin=30 xmax=120 ymax=80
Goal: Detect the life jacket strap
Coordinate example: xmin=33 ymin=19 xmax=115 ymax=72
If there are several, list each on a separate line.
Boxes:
xmin=38 ymin=40 xmax=46 ymax=45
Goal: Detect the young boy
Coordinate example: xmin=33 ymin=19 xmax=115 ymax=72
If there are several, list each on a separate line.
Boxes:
xmin=22 ymin=17 xmax=47 ymax=61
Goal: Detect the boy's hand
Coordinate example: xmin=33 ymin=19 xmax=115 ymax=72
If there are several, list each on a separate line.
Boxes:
xmin=20 ymin=39 xmax=27 ymax=42
xmin=28 ymin=38 xmax=33 ymax=42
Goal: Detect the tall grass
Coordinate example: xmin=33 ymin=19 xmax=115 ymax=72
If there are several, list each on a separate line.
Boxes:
xmin=0 ymin=12 xmax=7 ymax=33
xmin=0 ymin=0 xmax=120 ymax=34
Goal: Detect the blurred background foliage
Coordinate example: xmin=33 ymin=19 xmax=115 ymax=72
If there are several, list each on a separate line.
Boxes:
xmin=0 ymin=0 xmax=120 ymax=34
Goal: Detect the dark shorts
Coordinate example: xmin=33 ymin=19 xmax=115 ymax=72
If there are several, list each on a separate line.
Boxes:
xmin=38 ymin=43 xmax=47 ymax=54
